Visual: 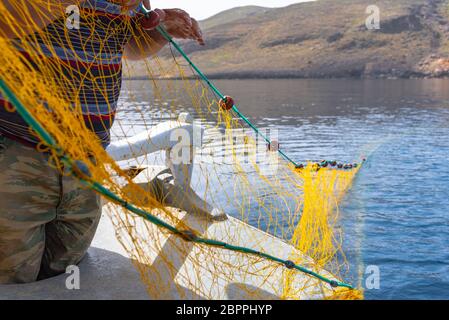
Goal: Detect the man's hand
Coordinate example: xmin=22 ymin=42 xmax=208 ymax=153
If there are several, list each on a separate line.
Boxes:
xmin=158 ymin=9 xmax=204 ymax=46
xmin=131 ymin=0 xmax=204 ymax=45
xmin=124 ymin=4 xmax=205 ymax=60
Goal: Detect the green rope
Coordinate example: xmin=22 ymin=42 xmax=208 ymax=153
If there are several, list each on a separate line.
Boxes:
xmin=0 ymin=77 xmax=354 ymax=290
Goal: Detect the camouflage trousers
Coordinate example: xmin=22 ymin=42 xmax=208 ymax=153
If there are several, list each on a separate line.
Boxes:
xmin=0 ymin=136 xmax=101 ymax=284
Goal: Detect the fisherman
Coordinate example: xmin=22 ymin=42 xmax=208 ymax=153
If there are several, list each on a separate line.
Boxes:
xmin=0 ymin=0 xmax=206 ymax=284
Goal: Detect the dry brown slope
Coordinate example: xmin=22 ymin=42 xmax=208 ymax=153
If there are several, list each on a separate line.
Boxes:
xmin=125 ymin=0 xmax=449 ymax=78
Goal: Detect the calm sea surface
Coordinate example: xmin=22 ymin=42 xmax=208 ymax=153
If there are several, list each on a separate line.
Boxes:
xmin=119 ymin=79 xmax=449 ymax=300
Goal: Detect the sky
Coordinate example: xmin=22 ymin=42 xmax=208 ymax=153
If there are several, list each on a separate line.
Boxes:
xmin=151 ymin=0 xmax=313 ymax=20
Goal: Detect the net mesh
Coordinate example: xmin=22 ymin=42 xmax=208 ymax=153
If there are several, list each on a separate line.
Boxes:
xmin=0 ymin=1 xmax=363 ymax=300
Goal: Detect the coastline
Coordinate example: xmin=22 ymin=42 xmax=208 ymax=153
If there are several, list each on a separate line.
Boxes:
xmin=124 ymin=73 xmax=449 ymax=81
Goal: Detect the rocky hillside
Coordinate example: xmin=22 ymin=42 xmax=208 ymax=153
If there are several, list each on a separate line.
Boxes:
xmin=125 ymin=0 xmax=449 ymax=78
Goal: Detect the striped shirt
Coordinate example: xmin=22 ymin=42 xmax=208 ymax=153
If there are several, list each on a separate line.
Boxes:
xmin=0 ymin=0 xmax=137 ymax=147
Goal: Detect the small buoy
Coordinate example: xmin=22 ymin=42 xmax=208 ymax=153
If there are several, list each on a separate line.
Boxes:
xmin=140 ymin=10 xmax=161 ymax=30
xmin=320 ymin=160 xmax=328 ymax=168
xmin=295 ymin=164 xmax=304 ymax=170
xmin=284 ymin=260 xmax=295 ymax=269
xmin=219 ymin=96 xmax=235 ymax=111
xmin=268 ymin=140 xmax=280 ymax=152
xmin=337 ymin=164 xmax=343 ymax=169
xmin=330 ymin=161 xmax=337 ymax=167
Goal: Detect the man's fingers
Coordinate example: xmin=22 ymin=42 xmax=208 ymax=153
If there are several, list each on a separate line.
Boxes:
xmin=180 ymin=11 xmax=193 ymax=28
xmin=191 ymin=19 xmax=205 ymax=45
xmin=168 ymin=9 xmax=192 ymax=28
xmin=154 ymin=9 xmax=166 ymax=21
xmin=166 ymin=27 xmax=190 ymax=39
xmin=161 ymin=9 xmax=205 ymax=45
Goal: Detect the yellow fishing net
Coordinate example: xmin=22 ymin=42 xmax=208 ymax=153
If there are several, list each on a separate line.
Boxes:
xmin=0 ymin=1 xmax=363 ymax=300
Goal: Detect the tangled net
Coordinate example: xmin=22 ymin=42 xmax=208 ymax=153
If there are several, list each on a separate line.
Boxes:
xmin=0 ymin=1 xmax=364 ymax=300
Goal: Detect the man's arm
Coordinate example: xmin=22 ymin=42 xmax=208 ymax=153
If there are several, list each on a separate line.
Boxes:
xmin=0 ymin=0 xmax=78 ymax=38
xmin=125 ymin=8 xmax=205 ymax=61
